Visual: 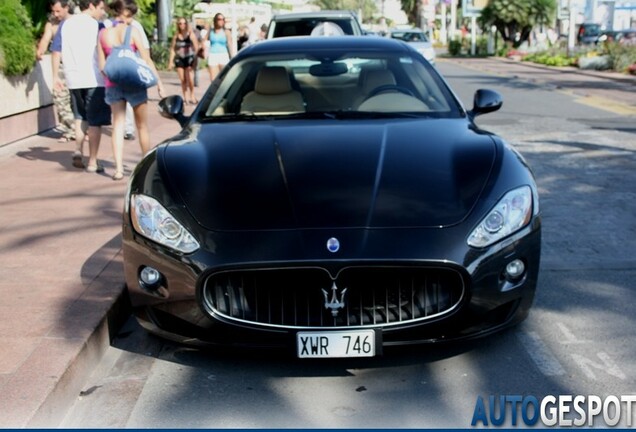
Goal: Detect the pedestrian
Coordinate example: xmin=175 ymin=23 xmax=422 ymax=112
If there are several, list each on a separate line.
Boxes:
xmin=103 ymin=15 xmax=149 ymax=140
xmin=97 ymin=0 xmax=165 ymax=180
xmin=126 ymin=19 xmax=149 ymax=140
xmin=38 ymin=0 xmax=76 ymax=143
xmin=207 ymin=12 xmax=232 ymax=81
xmin=168 ymin=17 xmax=198 ymax=105
xmin=54 ymin=0 xmax=111 ymax=172
xmin=237 ymin=24 xmax=249 ymax=51
xmin=246 ymin=16 xmax=261 ymax=46
xmin=192 ymin=25 xmax=207 ymax=87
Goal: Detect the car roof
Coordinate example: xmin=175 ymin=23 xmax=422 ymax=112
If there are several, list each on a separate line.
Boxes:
xmin=391 ymin=28 xmax=424 ymax=33
xmin=271 ymin=10 xmax=358 ymax=20
xmin=236 ymin=36 xmax=413 ymax=56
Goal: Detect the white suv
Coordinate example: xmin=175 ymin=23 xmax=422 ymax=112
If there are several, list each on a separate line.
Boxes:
xmin=266 ymin=11 xmax=363 ymax=38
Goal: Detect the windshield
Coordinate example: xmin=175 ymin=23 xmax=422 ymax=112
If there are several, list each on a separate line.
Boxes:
xmin=200 ymin=50 xmax=461 ymax=120
xmin=391 ymin=31 xmax=429 ymax=43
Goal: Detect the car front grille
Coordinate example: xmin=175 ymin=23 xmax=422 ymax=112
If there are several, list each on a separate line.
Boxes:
xmin=201 ymin=266 xmax=465 ymax=329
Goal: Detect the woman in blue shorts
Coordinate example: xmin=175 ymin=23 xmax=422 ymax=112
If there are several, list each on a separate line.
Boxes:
xmin=97 ymin=0 xmax=164 ymax=180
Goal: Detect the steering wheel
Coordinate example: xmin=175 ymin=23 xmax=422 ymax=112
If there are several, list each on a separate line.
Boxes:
xmin=367 ymin=84 xmax=416 ymax=98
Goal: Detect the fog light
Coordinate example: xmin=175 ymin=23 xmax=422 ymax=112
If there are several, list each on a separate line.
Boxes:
xmin=505 ymin=259 xmax=525 ymax=279
xmin=140 ymin=266 xmax=161 ymax=287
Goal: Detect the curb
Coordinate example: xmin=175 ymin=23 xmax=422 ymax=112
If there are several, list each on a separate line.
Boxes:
xmin=488 ymin=55 xmax=636 ymax=85
xmin=27 ymin=288 xmax=129 ymax=427
xmin=437 ymin=54 xmax=636 ymax=85
xmin=0 ymin=252 xmax=131 ymax=428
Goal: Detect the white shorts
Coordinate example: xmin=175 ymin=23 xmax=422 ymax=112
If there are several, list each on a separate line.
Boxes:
xmin=208 ymin=52 xmax=229 ymax=67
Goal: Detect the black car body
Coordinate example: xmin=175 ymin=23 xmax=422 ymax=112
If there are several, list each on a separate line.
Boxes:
xmin=123 ymin=37 xmax=541 ymax=358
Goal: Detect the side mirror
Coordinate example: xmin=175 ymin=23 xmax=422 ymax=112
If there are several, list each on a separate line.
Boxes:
xmin=158 ymin=95 xmax=188 ymax=127
xmin=469 ymin=89 xmax=502 ymax=118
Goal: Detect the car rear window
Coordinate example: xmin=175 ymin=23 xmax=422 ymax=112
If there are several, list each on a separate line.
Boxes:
xmin=391 ymin=31 xmax=429 ymax=42
xmin=272 ymin=19 xmax=357 ymax=37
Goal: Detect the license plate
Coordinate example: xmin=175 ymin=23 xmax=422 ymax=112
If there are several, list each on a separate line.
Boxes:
xmin=297 ymin=330 xmax=376 ymax=358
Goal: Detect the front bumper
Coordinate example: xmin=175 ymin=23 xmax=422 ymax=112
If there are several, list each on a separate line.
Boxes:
xmin=122 ymin=216 xmax=541 ymax=351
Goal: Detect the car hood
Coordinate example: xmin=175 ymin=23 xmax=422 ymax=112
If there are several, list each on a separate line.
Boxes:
xmin=407 ymin=41 xmax=433 ymax=50
xmin=161 ymin=119 xmax=497 ymax=231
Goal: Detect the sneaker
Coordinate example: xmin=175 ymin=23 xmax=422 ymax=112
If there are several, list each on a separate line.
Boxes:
xmin=124 ymin=132 xmax=135 ymax=140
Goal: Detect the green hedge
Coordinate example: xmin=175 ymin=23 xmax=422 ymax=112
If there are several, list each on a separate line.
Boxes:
xmin=0 ymin=0 xmax=36 ymax=76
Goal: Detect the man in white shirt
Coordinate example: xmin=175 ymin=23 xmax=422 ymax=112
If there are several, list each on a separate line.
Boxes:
xmin=56 ymin=0 xmax=110 ymax=172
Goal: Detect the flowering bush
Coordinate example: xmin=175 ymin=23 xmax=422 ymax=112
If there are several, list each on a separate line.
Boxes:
xmin=519 ymin=42 xmax=636 ymax=73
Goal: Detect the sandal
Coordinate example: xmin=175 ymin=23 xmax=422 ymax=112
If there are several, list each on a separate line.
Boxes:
xmin=112 ymin=171 xmax=124 ymax=181
xmin=86 ymin=163 xmax=105 ymax=174
xmin=72 ymin=152 xmax=85 ymax=169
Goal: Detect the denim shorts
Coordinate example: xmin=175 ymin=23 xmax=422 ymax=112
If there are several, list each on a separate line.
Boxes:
xmin=105 ymin=85 xmax=149 ymax=108
xmin=70 ymin=87 xmax=112 ymax=126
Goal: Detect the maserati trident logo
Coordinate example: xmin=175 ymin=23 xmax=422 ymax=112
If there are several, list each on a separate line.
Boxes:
xmin=322 ymin=282 xmax=347 ymax=317
xmin=326 ymin=237 xmax=340 ymax=253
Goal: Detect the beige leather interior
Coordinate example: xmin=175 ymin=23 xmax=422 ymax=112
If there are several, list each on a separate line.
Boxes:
xmin=356 ymin=68 xmax=430 ymax=112
xmin=240 ymin=66 xmax=305 ymax=114
xmin=359 ymin=69 xmax=397 ymax=94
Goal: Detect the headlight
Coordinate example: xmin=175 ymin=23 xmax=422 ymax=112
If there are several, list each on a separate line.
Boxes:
xmin=467 ymin=186 xmax=533 ymax=248
xmin=130 ymin=194 xmax=200 ymax=253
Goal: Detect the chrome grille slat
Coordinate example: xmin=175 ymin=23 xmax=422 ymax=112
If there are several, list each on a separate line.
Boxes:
xmin=202 ymin=266 xmax=464 ymax=329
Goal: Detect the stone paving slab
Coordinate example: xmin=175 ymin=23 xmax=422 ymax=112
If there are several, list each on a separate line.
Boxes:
xmin=0 ymin=71 xmax=199 ymax=427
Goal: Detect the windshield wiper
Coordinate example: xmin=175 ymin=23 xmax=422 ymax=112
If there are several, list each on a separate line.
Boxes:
xmin=284 ymin=111 xmax=424 ymax=120
xmin=203 ymin=111 xmax=424 ymax=122
xmin=202 ymin=112 xmax=261 ymax=122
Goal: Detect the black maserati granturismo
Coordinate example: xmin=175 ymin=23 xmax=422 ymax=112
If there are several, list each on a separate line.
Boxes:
xmin=122 ymin=36 xmax=541 ymax=358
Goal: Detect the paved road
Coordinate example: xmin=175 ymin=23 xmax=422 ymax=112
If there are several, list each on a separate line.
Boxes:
xmin=444 ymin=57 xmax=636 ymax=117
xmin=440 ymin=59 xmax=636 ymax=271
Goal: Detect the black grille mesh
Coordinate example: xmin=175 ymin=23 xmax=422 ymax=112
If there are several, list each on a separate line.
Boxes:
xmin=202 ymin=266 xmax=464 ymax=328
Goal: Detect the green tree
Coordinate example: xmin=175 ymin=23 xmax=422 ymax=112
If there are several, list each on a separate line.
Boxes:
xmin=479 ymin=0 xmax=557 ymax=48
xmin=312 ymin=0 xmax=377 ymax=23
xmin=399 ymin=0 xmax=418 ymax=26
xmin=172 ymin=0 xmax=202 ymax=21
xmin=136 ymin=0 xmax=158 ymax=38
xmin=1 ymin=0 xmax=36 ymax=75
xmin=21 ymin=0 xmax=49 ymax=37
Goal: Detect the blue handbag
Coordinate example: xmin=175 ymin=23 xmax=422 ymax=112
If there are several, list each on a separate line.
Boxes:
xmin=103 ymin=25 xmax=157 ymax=89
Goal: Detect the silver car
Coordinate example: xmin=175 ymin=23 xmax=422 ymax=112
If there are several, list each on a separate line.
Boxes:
xmin=390 ymin=29 xmax=436 ymax=64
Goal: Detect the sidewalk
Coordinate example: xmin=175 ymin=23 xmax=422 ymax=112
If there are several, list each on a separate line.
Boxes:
xmin=0 ymin=58 xmax=633 ymax=427
xmin=0 ymin=71 xmax=208 ymax=427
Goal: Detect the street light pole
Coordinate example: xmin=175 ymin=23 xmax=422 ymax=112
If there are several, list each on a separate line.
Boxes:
xmin=441 ymin=1 xmax=447 ymax=43
xmin=567 ymin=0 xmax=576 ymax=55
xmin=450 ymin=0 xmax=457 ymax=40
xmin=156 ymin=0 xmax=171 ymax=44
